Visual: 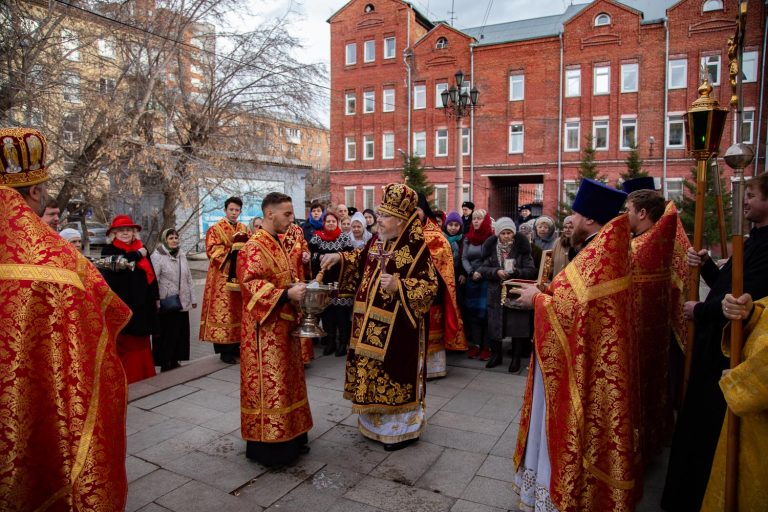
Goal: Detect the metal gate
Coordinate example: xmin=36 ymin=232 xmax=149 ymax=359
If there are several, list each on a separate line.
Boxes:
xmin=489 ymin=182 xmax=519 ymax=219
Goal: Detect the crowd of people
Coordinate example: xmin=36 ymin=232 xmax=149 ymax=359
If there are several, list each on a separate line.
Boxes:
xmin=2 ymin=125 xmax=767 ymax=511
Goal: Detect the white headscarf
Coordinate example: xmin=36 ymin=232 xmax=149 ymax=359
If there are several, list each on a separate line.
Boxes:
xmin=349 ymin=212 xmax=372 ymax=249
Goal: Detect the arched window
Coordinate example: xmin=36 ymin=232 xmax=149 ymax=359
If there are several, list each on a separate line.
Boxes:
xmin=703 ymin=0 xmax=723 ymax=12
xmin=436 ymin=37 xmax=448 ymax=49
xmin=364 ymin=3 xmax=375 ymax=13
xmin=594 ymin=13 xmax=611 ymax=27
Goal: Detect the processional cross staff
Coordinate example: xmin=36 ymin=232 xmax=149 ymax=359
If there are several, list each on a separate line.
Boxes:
xmin=369 ymin=239 xmax=393 ymax=274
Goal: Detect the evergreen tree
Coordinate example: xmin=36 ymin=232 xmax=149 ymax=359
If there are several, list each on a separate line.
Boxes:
xmin=557 ymin=135 xmax=606 ymax=224
xmin=401 ymin=153 xmax=434 ymax=199
xmin=675 ymin=161 xmax=732 ymax=256
xmin=619 ymin=143 xmax=648 ymax=182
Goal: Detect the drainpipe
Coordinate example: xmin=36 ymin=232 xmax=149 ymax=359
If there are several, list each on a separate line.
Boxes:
xmin=756 ymin=2 xmax=767 ymax=174
xmin=405 ymin=9 xmax=412 ymax=156
xmin=470 ymin=42 xmax=476 ymax=201
xmin=661 ymin=18 xmax=669 ymax=192
xmin=557 ymin=30 xmax=563 ymax=213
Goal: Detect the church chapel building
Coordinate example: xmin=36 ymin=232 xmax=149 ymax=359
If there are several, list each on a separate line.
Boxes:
xmin=328 ymin=0 xmax=766 ymax=219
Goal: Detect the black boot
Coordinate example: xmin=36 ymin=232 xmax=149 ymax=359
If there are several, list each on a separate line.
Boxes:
xmin=508 ymin=339 xmax=522 ymax=373
xmin=485 ymin=339 xmax=502 ymax=369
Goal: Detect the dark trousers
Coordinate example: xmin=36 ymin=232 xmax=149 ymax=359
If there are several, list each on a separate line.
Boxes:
xmin=321 ymin=305 xmax=352 ymax=350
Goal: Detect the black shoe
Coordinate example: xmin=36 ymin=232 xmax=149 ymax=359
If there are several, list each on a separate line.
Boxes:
xmin=383 ymin=437 xmax=418 ymax=452
xmin=485 ymin=352 xmax=502 ymax=369
xmin=508 ymin=356 xmax=521 ymax=373
xmin=322 ymin=343 xmax=336 ymax=356
xmin=221 ymin=355 xmax=237 ymax=364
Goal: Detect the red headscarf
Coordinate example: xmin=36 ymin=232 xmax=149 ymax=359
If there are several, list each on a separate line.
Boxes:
xmin=316 ymin=211 xmax=342 ymax=242
xmin=112 ymin=238 xmax=156 ymax=284
xmin=465 ymin=213 xmax=493 ymax=246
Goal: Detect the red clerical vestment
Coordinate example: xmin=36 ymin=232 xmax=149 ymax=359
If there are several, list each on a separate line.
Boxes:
xmin=236 ymin=229 xmax=312 ymax=443
xmin=200 ymin=218 xmax=248 ymax=343
xmin=281 ymin=223 xmax=314 ymax=364
xmin=630 ymin=201 xmax=680 ymax=466
xmin=423 ymin=219 xmax=467 ymax=365
xmin=514 ymin=214 xmax=639 ymax=512
xmin=670 ymin=211 xmax=691 ymax=352
xmin=0 ymin=186 xmax=133 ymax=511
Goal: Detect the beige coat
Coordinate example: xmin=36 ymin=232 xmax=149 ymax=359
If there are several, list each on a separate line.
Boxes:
xmin=150 ymin=245 xmax=195 ymax=311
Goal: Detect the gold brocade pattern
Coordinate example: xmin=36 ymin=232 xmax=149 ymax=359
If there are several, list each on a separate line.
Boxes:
xmin=669 ymin=204 xmax=691 ymax=351
xmin=515 ymin=215 xmax=638 ymax=512
xmin=0 ymin=186 xmax=132 ymax=512
xmin=281 ymin=224 xmax=313 ymax=363
xmin=236 ymin=230 xmax=312 ymax=442
xmin=200 ymin=218 xmax=247 ymax=343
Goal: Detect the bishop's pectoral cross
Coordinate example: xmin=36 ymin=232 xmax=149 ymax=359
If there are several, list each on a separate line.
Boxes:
xmin=369 ymin=239 xmax=393 ymax=273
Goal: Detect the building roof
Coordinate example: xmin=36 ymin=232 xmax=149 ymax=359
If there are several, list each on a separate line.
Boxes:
xmin=460 ymin=0 xmax=676 ymax=46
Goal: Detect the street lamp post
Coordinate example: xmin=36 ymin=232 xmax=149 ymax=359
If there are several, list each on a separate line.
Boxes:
xmin=441 ymin=70 xmax=478 ymax=211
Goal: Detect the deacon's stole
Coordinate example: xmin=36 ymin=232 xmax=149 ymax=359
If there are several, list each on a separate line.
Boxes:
xmin=236 ymin=229 xmax=312 ymax=442
xmin=282 ymin=223 xmax=314 ymax=363
xmin=337 ymin=213 xmax=438 ymax=414
xmin=514 ymin=214 xmax=639 ymax=512
xmin=423 ymin=219 xmax=467 ymax=352
xmin=670 ymin=211 xmax=691 ymax=352
xmin=200 ymin=218 xmax=247 ymax=343
xmin=0 ymin=186 xmax=132 ymax=512
xmin=630 ymin=201 xmax=679 ymax=466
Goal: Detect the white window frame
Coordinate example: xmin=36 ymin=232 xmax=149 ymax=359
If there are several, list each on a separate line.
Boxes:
xmin=436 ymin=82 xmax=448 ymax=108
xmin=345 ymin=43 xmax=356 ymax=65
xmin=99 ymin=77 xmax=116 ymax=95
xmin=461 ymin=127 xmax=470 ymax=155
xmin=413 ymin=131 xmax=426 ymax=157
xmin=703 ymin=0 xmax=724 ymax=12
xmin=436 ymin=37 xmax=448 ymax=49
xmin=664 ymin=178 xmax=684 ymax=201
xmin=382 ymin=88 xmax=395 ymax=112
xmin=564 ymin=121 xmax=580 ymax=152
xmin=593 ymin=119 xmax=609 ymax=150
xmin=620 ymin=118 xmax=637 ymax=150
xmin=594 ymin=65 xmax=610 ymax=95
xmin=566 ymin=68 xmax=581 ymax=97
xmin=344 ymin=187 xmax=356 ymax=208
xmin=382 ymin=132 xmax=394 ymax=159
xmin=742 ymin=51 xmax=757 ymax=83
xmin=595 ymin=13 xmax=611 ymax=26
xmin=736 ymin=109 xmax=755 ymax=144
xmin=383 ymin=37 xmax=396 ymax=59
xmin=345 ymin=136 xmax=356 ymax=161
xmin=435 ymin=129 xmax=448 ymax=157
xmin=364 ymin=40 xmax=375 ymax=63
xmin=621 ymin=63 xmax=638 ymax=93
xmin=63 ymin=72 xmax=81 ymax=103
xmin=435 ymin=185 xmax=448 ymax=211
xmin=563 ymin=180 xmax=579 ymax=202
xmin=508 ymin=123 xmax=524 ymax=154
xmin=669 ymin=59 xmax=687 ymax=89
xmin=667 ymin=115 xmax=685 ymax=148
xmin=363 ymin=90 xmax=375 ymax=113
xmin=701 ymin=55 xmax=721 ymax=86
xmin=345 ymin=92 xmax=356 ymax=115
xmin=62 ymin=112 xmax=80 ymax=143
xmin=363 ymin=135 xmax=374 ymax=160
xmin=61 ymin=29 xmax=80 ymax=62
xmin=509 ymin=74 xmax=524 ymax=101
xmin=363 ymin=186 xmax=375 ymax=210
xmin=463 ymin=184 xmax=470 ymax=203
xmin=413 ymin=84 xmax=426 ymax=110
xmin=98 ymin=38 xmax=116 ymax=59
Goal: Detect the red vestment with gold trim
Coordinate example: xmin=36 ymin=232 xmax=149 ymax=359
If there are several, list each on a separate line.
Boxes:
xmin=0 ymin=186 xmax=132 ymax=511
xmin=236 ymin=229 xmax=312 ymax=442
xmin=670 ymin=212 xmax=691 ymax=352
xmin=200 ymin=218 xmax=247 ymax=343
xmin=630 ymin=201 xmax=680 ymax=465
xmin=423 ymin=219 xmax=467 ymax=358
xmin=281 ymin=223 xmax=314 ymax=363
xmin=514 ymin=215 xmax=639 ymax=511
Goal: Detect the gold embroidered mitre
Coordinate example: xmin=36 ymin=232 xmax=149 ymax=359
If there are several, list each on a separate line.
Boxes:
xmin=0 ymin=127 xmax=49 ymax=188
xmin=378 ymin=183 xmax=417 ymax=220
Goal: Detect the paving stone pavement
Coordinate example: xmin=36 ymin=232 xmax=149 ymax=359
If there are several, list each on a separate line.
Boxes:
xmin=127 ymin=348 xmax=668 ymax=512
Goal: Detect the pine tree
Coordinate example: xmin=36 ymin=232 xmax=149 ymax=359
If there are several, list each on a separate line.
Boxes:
xmin=675 ymin=161 xmax=732 ymax=256
xmin=401 ymin=153 xmax=434 ymax=199
xmin=620 ymin=143 xmax=648 ymax=182
xmin=557 ymin=135 xmax=606 ymax=224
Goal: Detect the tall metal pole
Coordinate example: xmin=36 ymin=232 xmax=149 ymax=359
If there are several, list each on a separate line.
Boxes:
xmin=455 ymin=115 xmax=463 ymax=212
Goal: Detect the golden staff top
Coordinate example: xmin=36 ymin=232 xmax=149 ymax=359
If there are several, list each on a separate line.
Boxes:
xmin=685 ymin=80 xmax=728 ymax=161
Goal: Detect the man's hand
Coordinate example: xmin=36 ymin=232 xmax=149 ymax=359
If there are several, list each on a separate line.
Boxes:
xmin=287 ymin=283 xmax=307 ymax=302
xmin=686 ymin=247 xmax=709 ymax=267
xmin=683 ymin=300 xmax=699 ymax=320
xmin=496 ymin=269 xmax=508 ymax=280
xmin=320 ymin=253 xmax=341 ymax=270
xmin=380 ymin=273 xmax=398 ymax=292
xmin=514 ymin=283 xmax=540 ymax=310
xmin=138 ymin=247 xmax=148 ymax=257
xmin=302 ymin=251 xmax=310 ymax=264
xmin=472 ymin=271 xmax=482 ymax=281
xmin=722 ymin=293 xmax=753 ymax=321
xmin=458 ymin=275 xmax=466 ymax=285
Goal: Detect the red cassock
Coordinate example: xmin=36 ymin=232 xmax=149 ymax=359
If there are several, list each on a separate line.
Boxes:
xmin=236 ymin=229 xmax=313 ymax=443
xmin=200 ymin=218 xmax=248 ymax=343
xmin=0 ymin=186 xmax=133 ymax=511
xmin=515 ymin=214 xmax=640 ymax=511
xmin=281 ymin=223 xmax=314 ymax=364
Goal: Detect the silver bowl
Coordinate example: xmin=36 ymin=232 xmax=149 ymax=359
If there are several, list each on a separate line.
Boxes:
xmin=292 ymin=282 xmax=337 ymax=338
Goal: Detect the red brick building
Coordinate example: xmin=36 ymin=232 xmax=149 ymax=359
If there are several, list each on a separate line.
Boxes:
xmin=328 ymin=0 xmax=766 ymax=219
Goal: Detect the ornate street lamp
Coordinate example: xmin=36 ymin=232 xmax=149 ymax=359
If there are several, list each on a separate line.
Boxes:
xmin=441 ymin=69 xmax=479 ymax=211
xmin=681 ymin=78 xmax=728 ymax=399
